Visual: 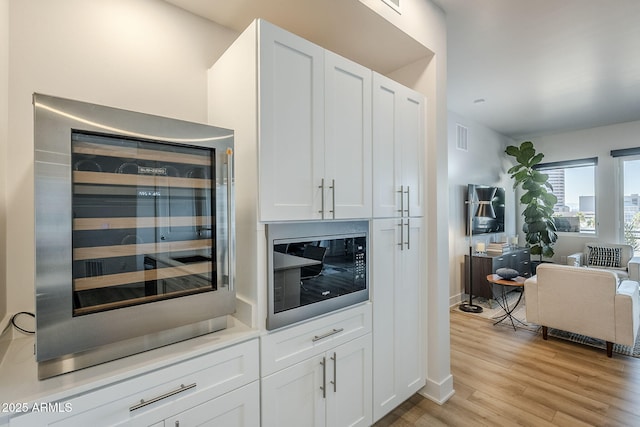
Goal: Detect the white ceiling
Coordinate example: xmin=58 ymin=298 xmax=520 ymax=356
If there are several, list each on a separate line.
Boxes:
xmin=165 ymin=0 xmax=432 ymax=75
xmin=167 ymin=0 xmax=640 ymax=140
xmin=435 ymin=0 xmax=640 ymax=139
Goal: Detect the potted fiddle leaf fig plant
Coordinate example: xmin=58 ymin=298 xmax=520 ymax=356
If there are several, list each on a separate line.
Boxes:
xmin=505 ymin=141 xmax=558 ymax=263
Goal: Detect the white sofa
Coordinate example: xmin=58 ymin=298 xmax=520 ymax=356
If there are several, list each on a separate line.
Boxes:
xmin=525 ymin=263 xmax=640 ymax=357
xmin=567 ymin=242 xmax=640 ymax=281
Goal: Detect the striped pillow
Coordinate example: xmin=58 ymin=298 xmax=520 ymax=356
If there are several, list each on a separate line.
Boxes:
xmin=587 ymin=246 xmax=621 ymax=268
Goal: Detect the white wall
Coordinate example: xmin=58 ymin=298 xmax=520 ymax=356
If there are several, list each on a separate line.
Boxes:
xmin=6 ymin=0 xmax=237 ymax=313
xmin=1 ymin=0 xmax=8 ymax=325
xmin=447 ymin=111 xmax=516 ymax=304
xmin=529 ymin=120 xmax=640 ymax=261
xmin=361 ymin=0 xmax=453 ymax=404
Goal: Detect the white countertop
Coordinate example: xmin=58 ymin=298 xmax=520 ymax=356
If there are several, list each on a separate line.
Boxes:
xmin=0 ymin=316 xmax=258 ymax=420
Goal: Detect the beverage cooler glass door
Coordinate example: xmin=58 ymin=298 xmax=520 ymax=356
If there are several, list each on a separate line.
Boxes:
xmin=71 ymin=132 xmax=217 ymax=315
xmin=34 ymin=94 xmax=235 ymax=379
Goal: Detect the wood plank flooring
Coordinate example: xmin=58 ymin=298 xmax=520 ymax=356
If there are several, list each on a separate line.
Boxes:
xmin=374 ymin=309 xmax=640 ymax=426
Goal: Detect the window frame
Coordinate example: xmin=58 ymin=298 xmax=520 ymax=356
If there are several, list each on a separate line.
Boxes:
xmin=533 ymin=157 xmax=598 ymax=235
xmin=615 ymin=153 xmax=640 ymax=247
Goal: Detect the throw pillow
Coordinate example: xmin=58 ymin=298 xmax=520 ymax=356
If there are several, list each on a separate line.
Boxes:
xmin=587 ymin=246 xmax=621 ymax=268
xmin=496 ymin=267 xmax=519 ymax=280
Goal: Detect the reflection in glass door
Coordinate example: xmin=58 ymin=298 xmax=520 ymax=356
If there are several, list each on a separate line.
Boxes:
xmin=71 ymin=132 xmax=216 ymax=315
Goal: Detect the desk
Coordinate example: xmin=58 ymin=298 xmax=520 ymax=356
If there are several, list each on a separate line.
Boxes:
xmin=273 ymin=252 xmax=322 ymax=311
xmin=486 ymin=274 xmax=527 ymax=330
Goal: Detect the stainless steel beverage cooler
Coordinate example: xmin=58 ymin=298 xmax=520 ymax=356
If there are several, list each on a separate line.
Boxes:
xmin=33 ymin=94 xmax=235 ymax=379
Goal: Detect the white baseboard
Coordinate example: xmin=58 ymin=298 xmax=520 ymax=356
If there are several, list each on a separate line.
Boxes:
xmin=419 ymin=374 xmax=455 ymax=405
xmin=449 ymin=292 xmax=464 ymax=307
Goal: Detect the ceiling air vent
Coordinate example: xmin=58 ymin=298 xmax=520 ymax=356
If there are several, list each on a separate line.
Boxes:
xmin=456 ymin=124 xmax=468 ymax=151
xmin=382 ymin=0 xmax=401 ymax=13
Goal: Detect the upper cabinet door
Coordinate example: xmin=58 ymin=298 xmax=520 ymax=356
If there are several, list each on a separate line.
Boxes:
xmin=400 ymin=90 xmax=425 ymax=218
xmin=372 ymin=73 xmax=425 ymax=218
xmin=324 ymin=51 xmax=372 ymax=220
xmin=372 ymin=74 xmax=403 ymax=218
xmin=258 ymin=20 xmax=325 ymax=222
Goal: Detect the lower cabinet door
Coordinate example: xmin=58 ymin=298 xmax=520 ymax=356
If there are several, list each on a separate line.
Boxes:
xmin=326 ymin=334 xmax=372 ymax=427
xmin=164 ymin=381 xmax=259 ymax=427
xmin=371 ymin=218 xmax=424 ymax=423
xmin=261 ymin=333 xmax=372 ymax=427
xmin=261 ymin=356 xmax=326 ymax=427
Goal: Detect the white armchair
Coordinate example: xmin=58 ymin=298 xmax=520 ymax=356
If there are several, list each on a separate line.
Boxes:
xmin=566 ymin=242 xmax=640 ymax=281
xmin=525 ymin=263 xmax=640 ymax=357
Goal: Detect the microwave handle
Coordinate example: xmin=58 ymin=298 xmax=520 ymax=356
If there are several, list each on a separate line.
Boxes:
xmin=226 ymin=148 xmax=234 ymax=292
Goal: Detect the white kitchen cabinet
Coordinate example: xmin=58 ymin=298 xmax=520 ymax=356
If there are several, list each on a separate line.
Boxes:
xmin=260 ymin=302 xmax=371 ymax=376
xmin=209 ymin=19 xmax=371 ymax=222
xmin=163 ymin=381 xmax=259 ymax=427
xmin=258 ymin=19 xmax=325 ymax=221
xmin=323 ymin=50 xmax=372 ymax=220
xmin=261 ymin=333 xmax=372 ymax=427
xmin=372 ymin=72 xmax=425 ymax=218
xmin=371 ymin=218 xmax=425 ymax=422
xmin=9 ymin=339 xmax=259 ymax=427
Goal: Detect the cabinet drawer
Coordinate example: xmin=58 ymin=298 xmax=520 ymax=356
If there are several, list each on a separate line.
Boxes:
xmin=164 ymin=381 xmax=260 ymax=427
xmin=261 ymin=303 xmax=371 ymax=376
xmin=493 ymin=256 xmax=508 ymax=269
xmin=10 ymin=339 xmax=259 ymax=427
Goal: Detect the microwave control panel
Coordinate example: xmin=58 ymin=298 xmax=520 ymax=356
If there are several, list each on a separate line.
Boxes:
xmin=354 ymin=244 xmax=366 ymax=283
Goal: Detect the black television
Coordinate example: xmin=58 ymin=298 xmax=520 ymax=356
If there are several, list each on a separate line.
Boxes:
xmin=465 ymin=184 xmax=505 ymax=235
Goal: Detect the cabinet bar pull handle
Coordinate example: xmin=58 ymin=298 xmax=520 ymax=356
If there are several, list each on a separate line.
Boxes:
xmin=129 ymin=383 xmax=196 ymax=412
xmin=331 ymin=352 xmax=337 ymax=392
xmin=398 ymin=220 xmax=404 ymax=251
xmin=405 ymin=186 xmax=410 ymax=216
xmin=330 ymin=179 xmax=335 ymax=219
xmin=312 ymin=328 xmax=344 ymax=342
xmin=406 ymin=218 xmax=411 ymax=250
xmin=397 ymin=185 xmax=404 ymax=216
xmin=320 ymin=356 xmax=327 ymax=398
xmin=226 ymin=149 xmax=234 ymax=292
xmin=319 ymin=178 xmax=325 ymax=218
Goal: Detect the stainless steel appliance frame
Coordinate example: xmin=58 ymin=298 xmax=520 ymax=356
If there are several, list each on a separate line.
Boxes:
xmin=34 ymin=94 xmax=235 ymax=379
xmin=266 ymin=221 xmax=369 ymax=330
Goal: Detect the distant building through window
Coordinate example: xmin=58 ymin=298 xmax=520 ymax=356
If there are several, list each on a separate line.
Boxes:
xmin=533 ymin=158 xmax=597 ymax=234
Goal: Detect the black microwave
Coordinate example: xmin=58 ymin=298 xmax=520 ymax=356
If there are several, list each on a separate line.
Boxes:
xmin=266 ymin=221 xmax=369 ymax=330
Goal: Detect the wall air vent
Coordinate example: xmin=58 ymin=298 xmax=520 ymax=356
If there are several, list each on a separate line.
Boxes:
xmin=456 ymin=124 xmax=468 ymax=151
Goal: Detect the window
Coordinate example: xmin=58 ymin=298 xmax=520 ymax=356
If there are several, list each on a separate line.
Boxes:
xmin=620 ymin=156 xmax=640 ymax=248
xmin=533 ymin=158 xmax=597 ymax=234
xmin=612 ymin=149 xmax=640 ymax=248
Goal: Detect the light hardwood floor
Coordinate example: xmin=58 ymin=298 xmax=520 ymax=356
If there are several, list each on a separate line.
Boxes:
xmin=375 ymin=309 xmax=640 ymax=426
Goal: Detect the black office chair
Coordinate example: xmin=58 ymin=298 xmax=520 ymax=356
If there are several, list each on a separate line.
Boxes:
xmin=300 ymin=245 xmax=327 ymax=280
xmin=274 ymin=243 xmax=289 ymax=253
